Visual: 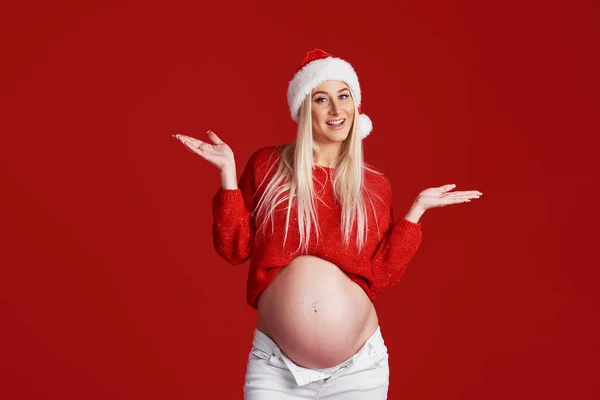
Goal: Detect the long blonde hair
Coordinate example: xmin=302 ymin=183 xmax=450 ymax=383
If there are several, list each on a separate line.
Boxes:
xmin=254 ymin=92 xmax=384 ymax=255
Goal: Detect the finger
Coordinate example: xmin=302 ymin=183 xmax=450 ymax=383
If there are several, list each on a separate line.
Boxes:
xmin=181 ymin=138 xmax=200 ymax=154
xmin=182 ymin=139 xmax=213 ymax=158
xmin=430 ymin=194 xmax=480 ymax=208
xmin=174 ymin=133 xmax=192 ymax=143
xmin=442 ymin=197 xmax=472 ymax=205
xmin=193 ymin=137 xmax=214 ymax=150
xmin=459 ymin=192 xmax=481 ymax=199
xmin=207 ymin=130 xmax=225 ymax=145
xmin=456 ymin=195 xmax=481 ymax=203
xmin=439 ymin=184 xmax=456 ymax=193
xmin=186 ymin=137 xmax=214 ymax=153
xmin=175 ymin=134 xmax=191 ymax=144
xmin=455 ymin=194 xmax=480 ymax=201
xmin=181 ymin=137 xmax=203 ymax=153
xmin=182 ymin=135 xmax=205 ymax=147
xmin=444 ymin=191 xmax=480 ymax=198
xmin=455 ymin=190 xmax=482 ymax=195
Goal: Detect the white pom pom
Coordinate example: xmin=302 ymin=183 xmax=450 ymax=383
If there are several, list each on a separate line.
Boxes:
xmin=358 ymin=114 xmax=373 ymax=139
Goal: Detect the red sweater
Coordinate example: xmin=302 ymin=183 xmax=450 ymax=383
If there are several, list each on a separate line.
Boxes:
xmin=212 ymin=146 xmax=423 ymax=309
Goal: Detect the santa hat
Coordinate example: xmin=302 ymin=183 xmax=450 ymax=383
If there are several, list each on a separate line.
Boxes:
xmin=287 ymin=49 xmax=373 ymax=139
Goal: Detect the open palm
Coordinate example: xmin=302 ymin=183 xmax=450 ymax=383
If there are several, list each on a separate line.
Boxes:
xmin=174 ymin=130 xmax=235 ymax=171
xmin=416 ymin=184 xmax=482 ymax=211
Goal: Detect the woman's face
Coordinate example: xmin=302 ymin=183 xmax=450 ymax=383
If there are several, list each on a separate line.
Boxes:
xmin=310 ymin=80 xmax=355 ymax=144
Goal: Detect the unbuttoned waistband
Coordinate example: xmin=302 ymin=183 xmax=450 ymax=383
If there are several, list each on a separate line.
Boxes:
xmin=250 ymin=326 xmax=387 ymax=386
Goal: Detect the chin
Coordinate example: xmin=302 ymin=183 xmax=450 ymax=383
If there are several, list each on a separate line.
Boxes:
xmin=325 ymin=134 xmax=348 ymax=143
xmin=328 ymin=128 xmax=351 ymax=140
xmin=314 ymin=126 xmax=351 ymax=143
xmin=335 ymin=130 xmax=351 ymax=141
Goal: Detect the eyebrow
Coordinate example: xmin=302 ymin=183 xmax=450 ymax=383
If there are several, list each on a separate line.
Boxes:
xmin=312 ymin=88 xmax=350 ymax=97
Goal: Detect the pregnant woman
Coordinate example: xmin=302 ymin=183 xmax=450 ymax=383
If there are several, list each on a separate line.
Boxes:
xmin=175 ymin=49 xmax=482 ymax=399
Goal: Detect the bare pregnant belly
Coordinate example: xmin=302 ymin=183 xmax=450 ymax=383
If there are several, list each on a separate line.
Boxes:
xmin=256 ymin=255 xmax=379 ymax=369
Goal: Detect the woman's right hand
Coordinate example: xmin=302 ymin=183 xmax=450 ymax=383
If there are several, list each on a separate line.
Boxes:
xmin=174 ymin=130 xmax=235 ymax=172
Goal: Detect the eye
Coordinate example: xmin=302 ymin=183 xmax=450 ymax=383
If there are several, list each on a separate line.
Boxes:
xmin=315 ymin=97 xmax=328 ymax=103
xmin=339 ymin=93 xmax=350 ymax=100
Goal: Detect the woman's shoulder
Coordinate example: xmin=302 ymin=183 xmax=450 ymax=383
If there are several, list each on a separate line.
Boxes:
xmin=250 ymin=145 xmax=282 ymax=160
xmin=363 ymin=164 xmax=393 ymax=207
xmin=249 ymin=145 xmax=281 ymax=167
xmin=245 ymin=145 xmax=285 ymax=175
xmin=364 ymin=163 xmax=390 ymax=188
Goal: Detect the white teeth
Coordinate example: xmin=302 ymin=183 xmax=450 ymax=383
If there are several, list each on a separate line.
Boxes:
xmin=327 ymin=119 xmax=345 ymax=125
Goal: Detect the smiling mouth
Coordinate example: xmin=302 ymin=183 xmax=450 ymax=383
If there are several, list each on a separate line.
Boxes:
xmin=326 ymin=119 xmax=346 ymax=127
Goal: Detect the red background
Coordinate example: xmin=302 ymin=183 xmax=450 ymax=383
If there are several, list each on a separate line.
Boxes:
xmin=1 ymin=1 xmax=599 ymax=399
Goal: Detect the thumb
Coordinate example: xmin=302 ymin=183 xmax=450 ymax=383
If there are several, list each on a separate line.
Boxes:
xmin=207 ymin=130 xmax=224 ymax=144
xmin=440 ymin=183 xmax=456 ymax=193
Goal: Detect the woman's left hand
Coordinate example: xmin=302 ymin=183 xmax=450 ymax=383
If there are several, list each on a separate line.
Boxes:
xmin=415 ymin=184 xmax=482 ymax=211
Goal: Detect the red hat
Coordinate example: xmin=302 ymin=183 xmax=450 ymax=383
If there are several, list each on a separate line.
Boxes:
xmin=287 ymin=49 xmax=373 ymax=139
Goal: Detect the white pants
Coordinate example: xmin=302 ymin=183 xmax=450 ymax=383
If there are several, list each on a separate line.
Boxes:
xmin=244 ymin=326 xmax=389 ymax=399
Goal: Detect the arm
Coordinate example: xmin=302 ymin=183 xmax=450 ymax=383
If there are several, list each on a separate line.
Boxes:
xmin=211 ymin=151 xmax=258 ymax=265
xmin=370 ymin=181 xmax=423 ymax=291
xmin=404 ymin=201 xmax=426 ymax=224
xmin=370 ymin=180 xmax=482 ymax=291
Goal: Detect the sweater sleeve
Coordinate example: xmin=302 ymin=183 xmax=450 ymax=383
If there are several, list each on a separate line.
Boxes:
xmin=370 ymin=179 xmax=423 ymax=291
xmin=211 ymin=150 xmax=258 ymax=266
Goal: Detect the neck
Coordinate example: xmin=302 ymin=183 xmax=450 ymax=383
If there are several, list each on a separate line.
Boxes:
xmin=314 ymin=141 xmax=342 ymax=168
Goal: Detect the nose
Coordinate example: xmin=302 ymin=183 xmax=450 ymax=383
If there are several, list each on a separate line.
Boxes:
xmin=330 ymin=100 xmax=340 ymax=115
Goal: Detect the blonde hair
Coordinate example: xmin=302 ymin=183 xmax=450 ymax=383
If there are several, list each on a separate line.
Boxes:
xmin=254 ymin=91 xmax=384 ymax=254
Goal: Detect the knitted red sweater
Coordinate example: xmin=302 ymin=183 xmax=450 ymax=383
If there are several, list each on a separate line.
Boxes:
xmin=212 ymin=146 xmax=423 ymax=309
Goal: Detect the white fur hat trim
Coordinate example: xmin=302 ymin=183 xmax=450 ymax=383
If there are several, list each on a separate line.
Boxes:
xmin=287 ymin=57 xmax=373 ymax=139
